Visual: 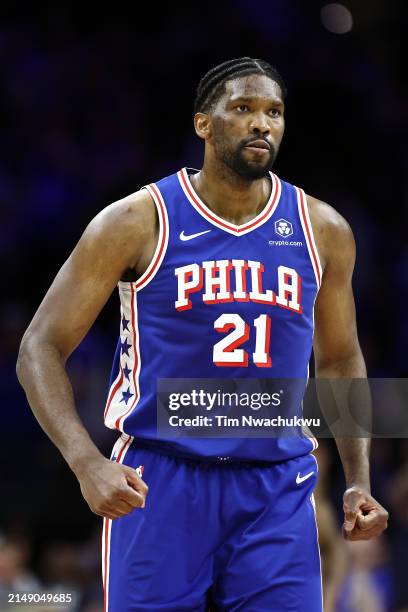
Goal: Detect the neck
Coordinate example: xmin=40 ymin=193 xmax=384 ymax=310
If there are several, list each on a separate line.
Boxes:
xmin=190 ymin=158 xmax=271 ymax=226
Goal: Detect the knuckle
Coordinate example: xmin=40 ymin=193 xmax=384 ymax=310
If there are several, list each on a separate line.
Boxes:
xmin=344 ymin=486 xmax=358 ymax=497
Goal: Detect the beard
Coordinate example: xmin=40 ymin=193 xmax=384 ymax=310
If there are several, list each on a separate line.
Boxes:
xmin=215 ymin=138 xmax=278 ymax=180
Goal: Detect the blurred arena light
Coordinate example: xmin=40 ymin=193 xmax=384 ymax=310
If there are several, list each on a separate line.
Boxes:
xmin=321 ymin=3 xmax=353 ymax=34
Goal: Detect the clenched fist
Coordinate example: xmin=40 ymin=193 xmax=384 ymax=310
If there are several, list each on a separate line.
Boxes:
xmin=76 ymin=456 xmax=148 ymax=520
xmin=342 ymin=486 xmax=388 ymax=541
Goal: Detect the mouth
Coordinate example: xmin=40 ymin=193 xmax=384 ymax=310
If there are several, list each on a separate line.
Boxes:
xmin=244 ymin=139 xmax=271 ymax=150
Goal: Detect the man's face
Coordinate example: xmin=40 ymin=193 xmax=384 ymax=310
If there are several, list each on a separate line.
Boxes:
xmin=209 ymin=74 xmax=285 ymax=180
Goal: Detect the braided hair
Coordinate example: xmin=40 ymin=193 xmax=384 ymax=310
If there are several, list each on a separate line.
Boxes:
xmin=194 ymin=57 xmax=286 ymax=114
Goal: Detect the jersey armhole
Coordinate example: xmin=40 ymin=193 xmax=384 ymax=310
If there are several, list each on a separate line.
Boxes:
xmin=118 ymin=183 xmax=169 ymax=293
xmin=295 ymin=187 xmax=323 ymax=289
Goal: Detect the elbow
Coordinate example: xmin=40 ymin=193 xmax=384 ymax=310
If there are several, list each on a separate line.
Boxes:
xmin=16 ymin=330 xmax=47 ymax=385
xmin=16 ymin=330 xmax=66 ymax=385
xmin=315 ymin=350 xmax=366 ymax=378
xmin=16 ymin=332 xmax=34 ymax=385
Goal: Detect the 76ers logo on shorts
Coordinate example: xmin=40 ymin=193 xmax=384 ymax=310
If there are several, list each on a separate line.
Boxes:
xmin=274 ymin=218 xmax=293 ymax=238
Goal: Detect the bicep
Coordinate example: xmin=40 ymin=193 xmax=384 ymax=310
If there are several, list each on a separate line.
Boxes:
xmin=26 ymin=242 xmax=122 ymax=359
xmin=23 ymin=194 xmax=154 ymax=359
xmin=313 ymin=218 xmax=362 ymax=369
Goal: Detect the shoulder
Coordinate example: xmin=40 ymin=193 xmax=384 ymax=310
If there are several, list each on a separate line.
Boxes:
xmin=79 ymin=188 xmax=157 ymax=270
xmin=305 ymin=193 xmax=355 ymax=271
xmin=90 ymin=188 xmax=157 ymax=238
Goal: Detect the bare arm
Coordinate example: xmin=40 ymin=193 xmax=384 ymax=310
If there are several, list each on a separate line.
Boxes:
xmin=16 ymin=189 xmax=156 ymax=519
xmin=309 ymin=195 xmax=388 ymax=540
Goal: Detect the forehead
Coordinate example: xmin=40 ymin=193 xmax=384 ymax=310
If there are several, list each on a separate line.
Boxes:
xmin=223 ymin=74 xmax=283 ymax=103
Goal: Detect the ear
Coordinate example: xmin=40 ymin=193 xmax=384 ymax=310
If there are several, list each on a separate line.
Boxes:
xmin=194 ymin=112 xmax=212 ymax=140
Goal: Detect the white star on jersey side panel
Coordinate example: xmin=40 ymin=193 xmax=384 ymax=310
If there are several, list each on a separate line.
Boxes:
xmin=103 ymin=183 xmax=169 ymax=431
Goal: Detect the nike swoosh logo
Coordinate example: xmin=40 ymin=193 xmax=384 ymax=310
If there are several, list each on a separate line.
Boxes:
xmin=179 ymin=229 xmax=212 ymax=241
xmin=296 ymin=471 xmax=314 ymax=485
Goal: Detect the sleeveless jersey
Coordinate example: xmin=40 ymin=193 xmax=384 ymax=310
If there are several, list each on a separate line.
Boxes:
xmin=103 ymin=167 xmax=322 ymax=463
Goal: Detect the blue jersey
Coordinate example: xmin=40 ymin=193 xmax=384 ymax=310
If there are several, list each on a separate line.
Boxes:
xmin=103 ymin=167 xmax=322 ymax=462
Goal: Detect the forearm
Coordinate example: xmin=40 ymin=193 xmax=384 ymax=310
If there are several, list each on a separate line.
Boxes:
xmin=316 ymin=351 xmax=371 ymax=491
xmin=16 ymin=338 xmax=103 ymax=476
xmin=332 ymin=437 xmax=370 ymax=491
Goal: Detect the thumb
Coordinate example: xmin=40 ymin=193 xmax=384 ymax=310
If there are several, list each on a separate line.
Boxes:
xmin=344 ymin=508 xmax=357 ymax=532
xmin=343 ymin=490 xmax=363 ymax=531
xmin=122 ymin=464 xmax=144 ymax=487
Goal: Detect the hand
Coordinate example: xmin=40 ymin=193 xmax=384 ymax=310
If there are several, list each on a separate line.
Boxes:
xmin=342 ymin=486 xmax=388 ymax=540
xmin=77 ymin=456 xmax=148 ymax=520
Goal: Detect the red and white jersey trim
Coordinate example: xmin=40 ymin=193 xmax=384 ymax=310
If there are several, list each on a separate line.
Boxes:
xmin=135 ymin=182 xmax=169 ymax=292
xmin=301 ymin=204 xmax=319 ymax=456
xmin=103 ymin=181 xmax=169 ymax=430
xmin=177 ymin=167 xmax=282 ymax=236
xmin=296 ymin=187 xmax=323 ymax=289
xmin=103 ymin=283 xmax=141 ymax=431
xmin=302 ymin=364 xmax=319 ymax=453
xmin=102 ymin=434 xmax=134 ymax=612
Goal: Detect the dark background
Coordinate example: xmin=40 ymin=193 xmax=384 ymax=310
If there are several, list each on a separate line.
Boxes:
xmin=1 ymin=1 xmax=407 ymax=610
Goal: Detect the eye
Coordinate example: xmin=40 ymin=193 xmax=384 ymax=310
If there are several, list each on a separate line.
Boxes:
xmin=269 ymin=108 xmax=281 ymax=118
xmin=235 ymin=105 xmax=249 ymax=112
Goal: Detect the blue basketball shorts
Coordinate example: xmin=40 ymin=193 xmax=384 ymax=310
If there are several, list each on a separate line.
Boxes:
xmin=102 ymin=435 xmax=322 ymax=611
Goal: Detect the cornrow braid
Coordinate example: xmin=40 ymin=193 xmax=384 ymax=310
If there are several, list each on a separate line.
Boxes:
xmin=194 ymin=57 xmax=287 ymax=114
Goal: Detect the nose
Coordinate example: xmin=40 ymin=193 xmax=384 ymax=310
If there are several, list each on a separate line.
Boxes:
xmin=249 ymin=112 xmax=270 ymax=135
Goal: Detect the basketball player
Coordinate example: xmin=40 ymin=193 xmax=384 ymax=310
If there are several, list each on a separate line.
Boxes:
xmin=17 ymin=58 xmax=388 ymax=611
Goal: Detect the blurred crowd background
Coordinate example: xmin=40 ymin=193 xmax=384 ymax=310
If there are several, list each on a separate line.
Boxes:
xmin=1 ymin=1 xmax=407 ymax=610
